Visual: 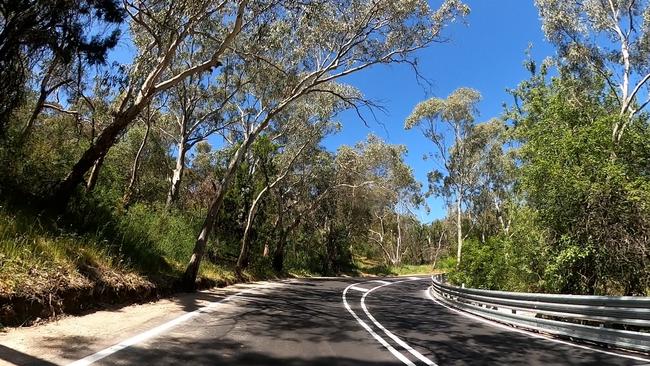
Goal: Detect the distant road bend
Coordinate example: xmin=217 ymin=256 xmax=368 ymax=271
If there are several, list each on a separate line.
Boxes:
xmin=52 ymin=277 xmax=650 ymax=365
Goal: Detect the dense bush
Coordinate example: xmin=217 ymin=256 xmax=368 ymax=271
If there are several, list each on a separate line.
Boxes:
xmin=448 ymin=71 xmax=650 ymax=295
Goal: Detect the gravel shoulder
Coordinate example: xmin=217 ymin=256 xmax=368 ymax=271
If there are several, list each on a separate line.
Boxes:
xmin=0 ymin=281 xmax=281 ymax=366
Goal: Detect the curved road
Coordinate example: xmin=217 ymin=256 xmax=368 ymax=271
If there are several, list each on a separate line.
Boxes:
xmin=55 ymin=277 xmax=650 ymax=365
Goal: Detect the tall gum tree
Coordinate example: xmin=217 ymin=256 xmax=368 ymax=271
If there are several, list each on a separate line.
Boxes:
xmin=471 ymin=119 xmax=515 ymax=237
xmin=235 ymin=96 xmax=341 ymax=271
xmin=339 ymin=135 xmax=421 ymax=266
xmin=51 ymin=0 xmax=251 ymax=206
xmin=536 ymin=0 xmax=650 ymax=143
xmin=268 ymin=147 xmax=375 ymax=273
xmin=181 ymin=0 xmax=470 ymax=288
xmin=161 ymin=59 xmax=238 ymax=209
xmin=405 ymin=87 xmax=482 ymax=266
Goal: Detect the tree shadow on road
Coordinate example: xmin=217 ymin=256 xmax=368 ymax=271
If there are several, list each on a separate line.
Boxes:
xmin=30 ymin=278 xmax=390 ymax=365
xmin=102 ymin=337 xmax=406 ymax=366
xmin=364 ymin=281 xmax=644 ymax=366
xmin=0 ymin=344 xmax=58 ymax=366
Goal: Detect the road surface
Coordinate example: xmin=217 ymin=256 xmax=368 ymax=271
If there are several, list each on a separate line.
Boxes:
xmin=1 ymin=277 xmax=648 ymax=365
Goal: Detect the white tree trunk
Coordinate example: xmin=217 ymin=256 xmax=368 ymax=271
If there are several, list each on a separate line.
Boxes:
xmin=395 ymin=212 xmax=402 ymax=266
xmin=166 ymin=138 xmax=187 ymax=208
xmin=122 ymin=120 xmax=151 ymax=208
xmin=456 ymin=193 xmax=463 ymax=266
xmin=263 ymin=243 xmax=269 ymax=257
xmin=432 ymin=232 xmax=444 ymax=270
xmin=182 ymin=127 xmax=260 ymax=289
xmin=85 ymin=155 xmax=105 ymax=192
xmin=236 ymin=185 xmax=268 ymax=269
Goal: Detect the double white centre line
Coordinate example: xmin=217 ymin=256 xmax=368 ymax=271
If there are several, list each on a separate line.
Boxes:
xmin=342 ymin=278 xmax=437 ymax=366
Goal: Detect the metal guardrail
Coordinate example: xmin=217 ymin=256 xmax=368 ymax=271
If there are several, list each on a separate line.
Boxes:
xmin=430 ymin=275 xmax=650 ymax=353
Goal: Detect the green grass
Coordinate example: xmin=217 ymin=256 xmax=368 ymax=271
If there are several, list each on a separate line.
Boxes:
xmin=352 ymin=256 xmax=438 ymax=277
xmin=0 ymin=198 xmax=446 ymax=326
xmin=0 ymin=203 xmax=443 ymax=299
xmin=390 ymin=264 xmax=438 ymax=276
xmin=0 ymin=202 xmax=242 ymax=299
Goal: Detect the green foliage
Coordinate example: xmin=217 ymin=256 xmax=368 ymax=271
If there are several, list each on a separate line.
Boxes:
xmin=513 ymin=73 xmax=650 ymax=294
xmin=435 ymin=256 xmax=458 ymax=272
xmin=0 ymin=0 xmax=476 ymax=323
xmin=0 ymin=0 xmax=124 ymax=133
xmin=353 ymin=257 xmax=435 ymax=276
xmin=542 ymin=237 xmax=593 ymax=294
xmin=0 ymin=112 xmax=86 ymax=198
xmin=3 ymin=0 xmax=649 ymax=324
xmin=450 ymin=69 xmax=650 ymax=296
xmin=0 ymin=197 xmax=243 ymax=298
xmin=119 ymin=204 xmax=201 ymax=265
xmin=100 ymin=124 xmax=171 ymax=204
xmin=447 ymin=205 xmax=543 ymax=291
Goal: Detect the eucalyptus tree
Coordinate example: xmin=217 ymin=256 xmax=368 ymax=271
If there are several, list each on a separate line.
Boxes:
xmin=19 ymin=39 xmax=118 ymax=144
xmin=161 ymin=52 xmax=238 ymax=209
xmin=270 ymin=146 xmax=381 ymax=273
xmin=250 ymin=137 xmax=387 ymax=273
xmin=52 ymin=0 xmax=252 ymax=205
xmin=508 ymin=68 xmax=650 ymax=295
xmin=20 ymin=55 xmax=77 ymax=141
xmin=181 ymin=141 xmax=221 ymax=210
xmin=121 ymin=105 xmax=155 ymax=208
xmin=235 ymin=96 xmax=341 ymax=271
xmin=405 ymin=87 xmax=481 ymax=265
xmin=465 ymin=119 xmax=515 ymax=238
xmin=338 ymin=135 xmax=421 ymax=266
xmin=0 ymin=0 xmax=124 ymax=136
xmin=429 ymin=219 xmax=448 ymax=269
xmin=181 ymin=0 xmax=470 ymax=288
xmin=402 ymin=219 xmax=432 ymax=265
xmin=269 ymin=147 xmax=339 ymax=272
xmin=535 ymin=0 xmax=650 ymax=143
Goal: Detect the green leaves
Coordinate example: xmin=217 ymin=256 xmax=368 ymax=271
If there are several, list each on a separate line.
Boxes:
xmin=405 ymin=87 xmax=481 ymax=130
xmin=507 ymin=68 xmax=650 ymax=295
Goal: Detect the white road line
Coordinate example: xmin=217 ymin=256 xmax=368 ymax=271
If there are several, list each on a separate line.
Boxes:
xmin=361 ymin=280 xmax=437 ymax=366
xmin=344 ymin=278 xmax=438 ymax=365
xmin=349 ymin=285 xmax=370 ymax=292
xmin=372 ymin=280 xmax=392 ymax=285
xmin=342 ymin=283 xmax=417 ymax=366
xmin=425 ymin=285 xmax=650 ymax=364
xmin=67 ymin=282 xmax=283 ymax=366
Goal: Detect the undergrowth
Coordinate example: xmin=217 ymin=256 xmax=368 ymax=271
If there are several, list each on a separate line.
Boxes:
xmin=353 ymin=256 xmax=437 ymax=277
xmin=0 ymin=199 xmax=258 ymax=301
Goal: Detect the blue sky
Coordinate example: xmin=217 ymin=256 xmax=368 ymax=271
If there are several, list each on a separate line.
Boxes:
xmin=326 ymin=0 xmax=556 ymax=223
xmin=107 ymin=1 xmax=556 ymax=223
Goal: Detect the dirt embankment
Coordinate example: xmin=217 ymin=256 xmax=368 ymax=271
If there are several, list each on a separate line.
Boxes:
xmin=0 ymin=263 xmax=220 ymax=327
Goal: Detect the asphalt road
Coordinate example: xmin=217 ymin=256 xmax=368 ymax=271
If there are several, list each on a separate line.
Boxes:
xmin=49 ymin=277 xmax=650 ymax=365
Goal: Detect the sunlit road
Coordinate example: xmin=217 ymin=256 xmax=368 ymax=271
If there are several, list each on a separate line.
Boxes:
xmin=5 ymin=277 xmax=648 ymax=366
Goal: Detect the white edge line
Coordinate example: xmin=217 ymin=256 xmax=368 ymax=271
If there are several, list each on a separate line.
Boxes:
xmin=342 ymin=283 xmax=416 ymax=366
xmin=361 ymin=279 xmax=437 ymax=366
xmin=67 ymin=282 xmax=283 ymax=366
xmin=425 ymin=284 xmax=650 ymax=364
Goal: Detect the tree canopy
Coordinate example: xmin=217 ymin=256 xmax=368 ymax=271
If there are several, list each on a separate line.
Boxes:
xmin=1 ymin=0 xmax=648 ymax=306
